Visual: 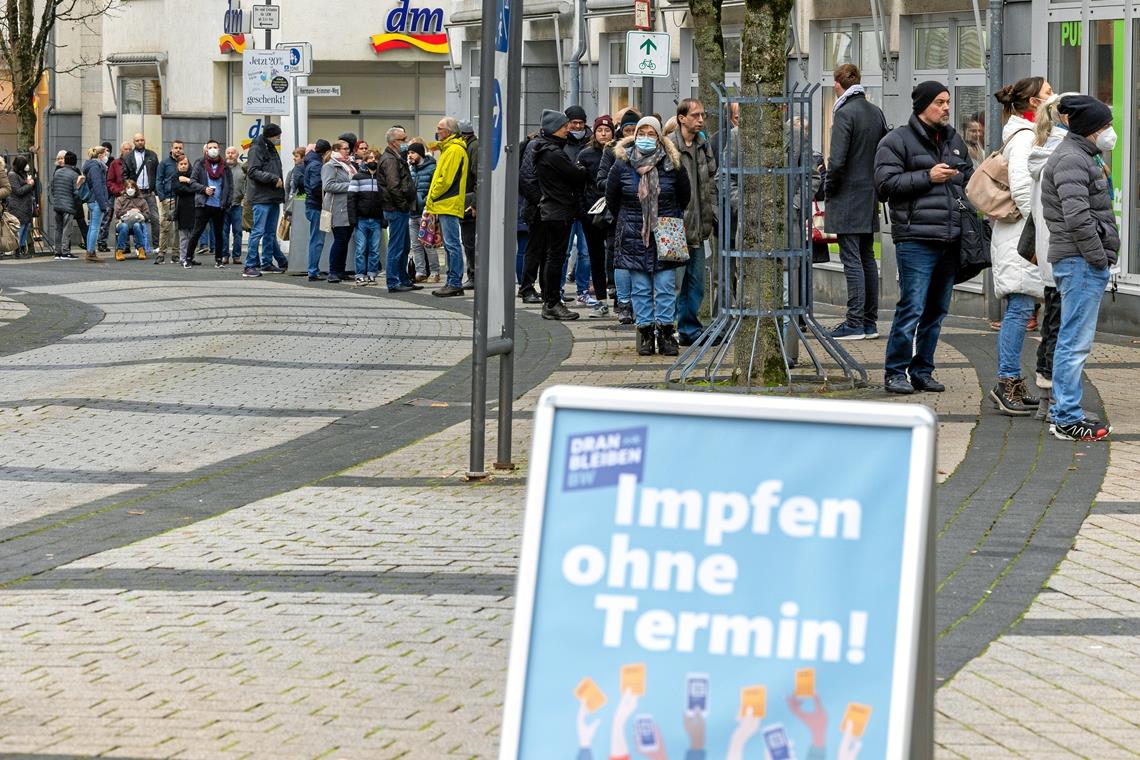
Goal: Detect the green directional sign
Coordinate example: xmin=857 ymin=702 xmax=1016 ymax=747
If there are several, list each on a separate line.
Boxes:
xmin=625 ymin=30 xmax=670 ymax=78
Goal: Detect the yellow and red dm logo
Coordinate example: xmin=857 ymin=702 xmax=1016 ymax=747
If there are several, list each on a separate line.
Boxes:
xmin=371 ymin=1 xmax=448 ymax=55
xmin=219 ymin=34 xmax=247 ymax=54
xmin=370 ymin=32 xmax=448 ymax=55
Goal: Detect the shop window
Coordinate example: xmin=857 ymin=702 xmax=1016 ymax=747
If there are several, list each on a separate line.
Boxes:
xmin=1048 ymin=20 xmax=1083 ymax=95
xmin=957 ymin=26 xmax=987 ymax=70
xmin=119 ymin=78 xmax=162 ymax=145
xmin=1090 ymin=20 xmax=1123 ymax=220
xmin=823 ymin=31 xmax=854 ymax=70
xmin=607 ymin=37 xmax=643 ymax=117
xmin=818 ymin=24 xmax=883 ymax=160
xmin=915 ymin=27 xmax=950 ymax=70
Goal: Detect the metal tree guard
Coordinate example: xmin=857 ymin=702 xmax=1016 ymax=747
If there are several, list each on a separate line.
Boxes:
xmin=666 ymin=83 xmax=867 ymax=392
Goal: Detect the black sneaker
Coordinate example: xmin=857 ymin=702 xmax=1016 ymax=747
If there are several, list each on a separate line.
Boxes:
xmin=214 ymin=262 xmax=226 ymax=269
xmin=911 ymin=375 xmax=945 ymax=393
xmin=542 ymin=303 xmax=580 ymax=321
xmin=885 ymin=375 xmax=915 ymax=395
xmin=262 ymin=265 xmax=284 ymax=274
xmin=1051 ymin=419 xmax=1110 ymax=442
xmin=242 ymin=267 xmax=262 ymax=278
xmin=307 ymin=274 xmax=326 ymax=282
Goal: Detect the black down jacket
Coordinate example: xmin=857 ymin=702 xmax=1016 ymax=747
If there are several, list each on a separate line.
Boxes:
xmin=605 ymin=136 xmax=692 ymax=273
xmin=1041 ymin=131 xmax=1119 ymax=269
xmin=576 ymin=142 xmax=605 ymax=211
xmin=533 ymin=133 xmax=589 ymax=223
xmin=874 ymin=114 xmax=974 ymax=243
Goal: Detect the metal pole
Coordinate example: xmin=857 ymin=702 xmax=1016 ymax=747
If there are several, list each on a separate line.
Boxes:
xmin=467 ymin=0 xmax=502 ymax=479
xmin=984 ymin=0 xmax=1004 ymax=323
xmin=496 ymin=0 xmax=525 ymax=470
xmin=264 ymin=0 xmax=273 ymax=127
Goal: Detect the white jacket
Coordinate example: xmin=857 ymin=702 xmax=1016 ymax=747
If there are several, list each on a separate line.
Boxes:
xmin=1027 ymin=125 xmax=1067 ymax=288
xmin=989 ymin=116 xmax=1043 ymax=299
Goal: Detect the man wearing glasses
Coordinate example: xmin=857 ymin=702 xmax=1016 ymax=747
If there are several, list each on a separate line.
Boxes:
xmin=668 ymin=98 xmax=719 ymax=347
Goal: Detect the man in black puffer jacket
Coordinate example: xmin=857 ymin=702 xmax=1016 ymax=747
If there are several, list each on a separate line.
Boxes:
xmin=516 ymin=133 xmax=544 ymax=302
xmin=533 ymin=109 xmax=590 ymax=321
xmin=875 ymin=81 xmax=973 ymax=396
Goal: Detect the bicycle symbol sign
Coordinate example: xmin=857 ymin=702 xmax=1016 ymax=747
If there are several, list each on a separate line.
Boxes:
xmin=625 ymin=30 xmax=669 ymax=78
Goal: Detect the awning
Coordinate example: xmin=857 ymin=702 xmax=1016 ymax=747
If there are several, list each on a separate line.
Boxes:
xmin=106 ymin=53 xmax=168 ymax=112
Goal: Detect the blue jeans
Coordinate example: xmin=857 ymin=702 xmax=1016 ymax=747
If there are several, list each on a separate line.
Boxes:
xmin=884 ymin=240 xmax=958 ymax=379
xmin=86 ymin=203 xmax=104 ymax=253
xmin=221 ymin=205 xmax=242 ymax=259
xmin=516 ymin=231 xmax=527 ymax=284
xmin=305 ymin=207 xmax=325 ymax=277
xmin=630 ymin=268 xmax=677 ymax=326
xmin=246 ymin=203 xmax=281 ymax=269
xmin=566 ymin=221 xmax=590 ymax=293
xmin=17 ymin=222 xmax=30 ymax=248
xmin=1050 ymin=257 xmax=1110 ymax=426
xmin=384 ymin=210 xmax=411 ymax=288
xmin=439 ymin=214 xmax=463 ymax=287
xmin=677 ymin=246 xmax=706 ymax=342
xmin=997 ymin=292 xmax=1037 ymax=379
xmin=614 ymin=268 xmax=632 ymax=303
xmin=115 ymin=222 xmax=149 ymax=252
xmin=355 ymin=218 xmax=384 ymax=278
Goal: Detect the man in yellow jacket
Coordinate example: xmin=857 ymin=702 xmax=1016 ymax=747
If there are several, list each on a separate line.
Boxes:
xmin=427 ymin=117 xmax=470 ymax=297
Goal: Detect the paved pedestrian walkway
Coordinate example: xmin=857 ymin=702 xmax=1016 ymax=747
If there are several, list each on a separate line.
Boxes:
xmin=0 ymin=260 xmax=1136 ymax=758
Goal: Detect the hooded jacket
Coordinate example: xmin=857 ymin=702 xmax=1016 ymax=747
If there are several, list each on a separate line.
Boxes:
xmin=5 ymin=170 xmax=36 ymax=224
xmin=410 ymin=153 xmax=437 ymax=213
xmin=246 ymin=134 xmax=285 ymax=205
xmin=874 ymin=114 xmax=974 ymax=243
xmin=989 ymin=115 xmax=1044 ymax=300
xmin=348 ymin=168 xmax=387 ymax=224
xmin=1041 ymin=130 xmax=1119 ymax=269
xmin=1027 ymin=125 xmax=1067 ymax=287
xmin=604 ymin=136 xmax=692 ymax=273
xmin=518 ymin=136 xmax=541 ymax=224
xmin=50 ymin=165 xmax=81 ymax=213
xmin=425 ymin=134 xmax=469 ymax=218
xmin=320 ymin=156 xmax=355 ymax=229
xmin=303 ymin=151 xmax=325 ymax=211
xmin=667 ymin=128 xmax=717 ymax=246
xmin=81 ymin=158 xmax=111 ymax=210
xmin=533 ymin=132 xmax=589 ymax=222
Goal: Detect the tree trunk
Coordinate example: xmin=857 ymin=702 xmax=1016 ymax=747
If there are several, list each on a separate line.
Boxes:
xmin=734 ymin=0 xmax=793 ymax=387
xmin=688 ymin=0 xmax=724 ymax=139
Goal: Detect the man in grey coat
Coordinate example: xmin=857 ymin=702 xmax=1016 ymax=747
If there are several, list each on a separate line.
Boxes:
xmin=826 ymin=64 xmax=889 ymax=341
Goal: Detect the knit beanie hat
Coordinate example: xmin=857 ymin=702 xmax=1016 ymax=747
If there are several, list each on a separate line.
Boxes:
xmin=541 ymin=109 xmax=570 ymax=135
xmin=1058 ymin=95 xmax=1113 ymax=136
xmin=338 ymin=131 xmax=358 ymax=151
xmin=407 ymin=142 xmax=427 ymax=158
xmin=263 ymin=123 xmax=283 ymax=138
xmin=314 ymin=139 xmax=332 ymax=155
xmin=618 ymin=110 xmax=642 ymax=131
xmin=635 ymin=116 xmax=663 ymax=137
xmin=565 ymin=105 xmax=588 ymax=123
xmin=458 ymin=121 xmax=475 ymax=135
xmin=593 ymin=114 xmax=614 ymax=132
xmin=911 ymin=80 xmax=949 ymax=114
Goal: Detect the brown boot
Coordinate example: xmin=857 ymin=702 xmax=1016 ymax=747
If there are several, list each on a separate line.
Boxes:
xmin=84 ymin=251 xmax=103 ymax=263
xmin=114 ymin=249 xmax=126 ymax=261
xmin=136 ymin=247 xmax=147 ymax=260
xmin=990 ymin=377 xmax=1033 ymax=416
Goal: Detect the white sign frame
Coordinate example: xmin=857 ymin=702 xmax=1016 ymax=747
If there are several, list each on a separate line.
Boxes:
xmin=275 ymin=41 xmax=312 ymax=76
xmin=250 ymin=4 xmax=280 ymax=30
xmin=498 ymin=385 xmax=937 ymax=760
xmin=625 ymin=30 xmax=670 ymax=78
xmin=242 ymin=49 xmax=291 ymax=117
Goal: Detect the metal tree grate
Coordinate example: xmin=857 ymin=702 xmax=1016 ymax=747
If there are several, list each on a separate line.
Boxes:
xmin=666 ymin=82 xmax=867 ymax=393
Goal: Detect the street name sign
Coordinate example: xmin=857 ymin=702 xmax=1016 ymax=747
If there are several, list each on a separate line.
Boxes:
xmin=297 ymin=85 xmax=340 ymax=97
xmin=500 ymin=386 xmax=937 ymax=759
xmin=625 ymin=30 xmax=670 ymax=77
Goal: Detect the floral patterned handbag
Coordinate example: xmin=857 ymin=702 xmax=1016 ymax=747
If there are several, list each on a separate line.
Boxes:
xmin=653 ymin=216 xmax=689 ymax=263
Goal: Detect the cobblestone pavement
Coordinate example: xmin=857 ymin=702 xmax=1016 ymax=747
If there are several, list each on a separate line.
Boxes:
xmin=0 ymin=260 xmax=1137 ymax=758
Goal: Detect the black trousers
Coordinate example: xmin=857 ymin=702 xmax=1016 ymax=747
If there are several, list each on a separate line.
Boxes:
xmin=542 ymin=220 xmax=574 ymax=307
xmin=329 ymin=225 xmax=352 ymax=277
xmin=1036 ymin=286 xmax=1062 ymax=378
xmin=583 ymin=220 xmax=608 ymax=299
xmin=461 ymin=218 xmax=476 ymax=281
xmin=520 ymin=219 xmax=547 ymax=295
xmin=186 ymin=206 xmax=226 ymax=261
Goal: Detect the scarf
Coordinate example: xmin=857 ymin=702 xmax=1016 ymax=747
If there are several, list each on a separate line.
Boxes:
xmin=204 ymin=157 xmax=224 ymax=180
xmin=1021 ymin=110 xmax=1036 ymax=122
xmin=330 ymin=153 xmax=355 ymax=176
xmin=833 ymin=84 xmax=866 ymax=113
xmin=631 ymin=143 xmax=665 ymax=247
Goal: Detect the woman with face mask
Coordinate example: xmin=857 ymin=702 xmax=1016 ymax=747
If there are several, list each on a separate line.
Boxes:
xmin=604 ymin=116 xmax=692 ymax=356
xmin=320 ymin=140 xmax=356 ymax=284
xmin=183 ymin=141 xmax=234 ymax=269
xmin=347 ymin=150 xmax=386 ymax=285
xmin=1038 ymin=95 xmax=1118 ymax=442
xmin=989 ymin=77 xmax=1052 ymax=415
xmin=574 ymin=115 xmax=615 ymax=317
xmin=112 ymin=180 xmax=153 ymax=261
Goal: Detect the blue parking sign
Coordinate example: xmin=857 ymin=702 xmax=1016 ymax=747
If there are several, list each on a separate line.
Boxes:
xmin=500 ymin=386 xmax=936 ymax=759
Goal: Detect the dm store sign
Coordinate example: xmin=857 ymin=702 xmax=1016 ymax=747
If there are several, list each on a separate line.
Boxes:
xmin=371 ymin=0 xmax=449 ymax=55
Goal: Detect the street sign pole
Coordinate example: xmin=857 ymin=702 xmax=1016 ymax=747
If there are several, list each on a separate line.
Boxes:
xmin=264 ymin=0 xmax=273 ymax=126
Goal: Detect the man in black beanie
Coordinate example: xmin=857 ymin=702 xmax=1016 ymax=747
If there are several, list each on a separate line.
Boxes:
xmin=1039 ymin=95 xmax=1116 ymax=441
xmin=874 ymin=81 xmax=973 ymax=395
xmin=243 ymin=122 xmax=285 ymax=277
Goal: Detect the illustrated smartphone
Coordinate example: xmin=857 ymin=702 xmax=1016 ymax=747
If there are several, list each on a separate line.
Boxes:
xmin=620 ymin=663 xmax=646 ymax=696
xmin=686 ymin=672 xmax=709 ymax=713
xmin=634 ymin=715 xmax=658 ymax=751
xmin=762 ymin=723 xmax=793 ymax=760
xmin=574 ymin=676 xmax=607 ymax=713
xmin=794 ymin=667 xmax=815 ymax=699
xmin=843 ymin=703 xmax=873 ymax=737
xmin=739 ymin=684 xmax=766 ymax=718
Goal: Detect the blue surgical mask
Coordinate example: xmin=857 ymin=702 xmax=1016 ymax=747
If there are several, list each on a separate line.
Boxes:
xmin=569 ymin=129 xmax=586 ymax=140
xmin=400 ymin=143 xmax=409 ymax=153
xmin=635 ymin=137 xmax=658 ymax=153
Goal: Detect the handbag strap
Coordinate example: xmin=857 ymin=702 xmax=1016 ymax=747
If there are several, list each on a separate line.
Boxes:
xmin=988 ymin=127 xmax=1034 ymax=159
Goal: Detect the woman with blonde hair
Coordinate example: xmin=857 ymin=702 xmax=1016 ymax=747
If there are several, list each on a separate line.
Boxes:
xmin=80 ymin=145 xmax=110 ymax=262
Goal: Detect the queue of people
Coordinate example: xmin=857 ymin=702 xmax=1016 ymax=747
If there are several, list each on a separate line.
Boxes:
xmin=824 ymin=63 xmax=1115 ymax=442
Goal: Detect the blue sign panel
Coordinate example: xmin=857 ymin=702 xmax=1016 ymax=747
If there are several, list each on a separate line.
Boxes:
xmin=491 ymin=79 xmax=504 ymax=171
xmin=501 ymin=387 xmax=936 ymax=760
